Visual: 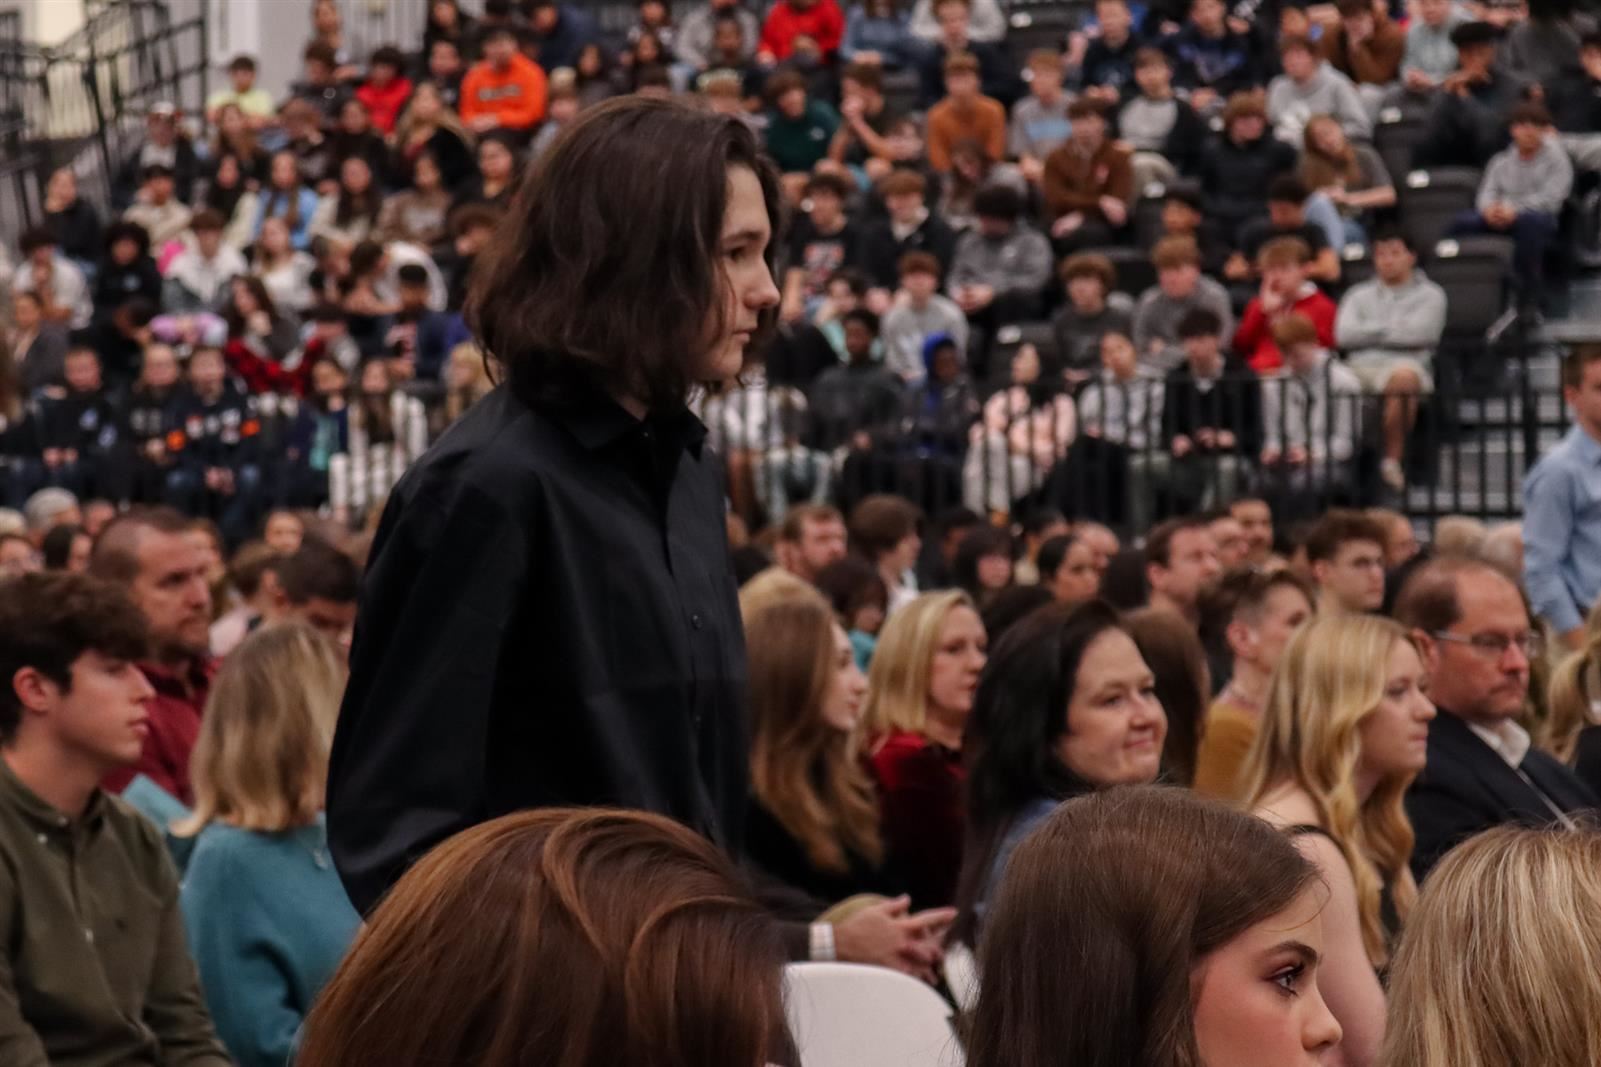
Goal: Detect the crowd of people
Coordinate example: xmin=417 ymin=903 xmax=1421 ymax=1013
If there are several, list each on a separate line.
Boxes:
xmin=0 ymin=0 xmax=1600 ymax=1064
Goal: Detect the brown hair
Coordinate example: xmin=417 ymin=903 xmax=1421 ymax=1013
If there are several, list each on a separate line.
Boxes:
xmin=970 ymin=786 xmax=1320 ymax=1066
xmin=843 ymin=61 xmax=883 ymax=92
xmin=746 ymin=596 xmax=882 ymax=872
xmin=1259 ymin=235 xmax=1312 ymax=270
xmin=467 ymin=97 xmax=782 ymax=411
xmin=1221 ymin=91 xmax=1267 ymax=125
xmin=898 ymin=250 xmax=942 ymax=279
xmin=1152 ymin=234 xmax=1200 ymax=270
xmin=297 ymin=808 xmax=789 ymax=1067
xmin=1303 ymin=508 xmax=1386 ymax=564
xmin=88 ymin=506 xmax=193 ymax=586
xmin=879 ymin=169 xmax=927 ymax=199
xmin=1279 ymin=31 xmax=1315 ymax=54
xmin=848 ymin=494 xmax=921 ymax=561
xmin=1300 ymin=114 xmax=1364 ymax=190
xmin=1271 ymin=312 xmax=1319 ymax=349
xmin=1027 ymin=48 xmax=1064 ymax=71
xmin=1392 ymin=553 xmax=1523 ymax=637
xmin=1123 ymin=608 xmax=1209 ymax=787
xmin=778 ymin=504 xmax=844 ymax=544
xmin=1561 ymin=343 xmax=1601 ymax=389
xmin=944 ymin=51 xmax=980 ymax=76
xmin=1058 ymin=252 xmax=1116 ymax=289
xmin=1145 ymin=515 xmax=1210 ymax=568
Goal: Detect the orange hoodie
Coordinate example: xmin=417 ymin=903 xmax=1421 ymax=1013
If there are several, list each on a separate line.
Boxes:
xmin=460 ymin=52 xmax=548 ymax=131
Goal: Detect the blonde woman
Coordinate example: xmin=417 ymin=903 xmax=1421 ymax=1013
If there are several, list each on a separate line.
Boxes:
xmin=1241 ymin=614 xmax=1435 ymax=1067
xmin=1542 ymin=631 xmax=1601 ymax=798
xmin=391 ymin=80 xmax=476 ymax=192
xmin=1379 ymin=826 xmax=1601 ymax=1067
xmin=175 ymin=623 xmax=361 ymax=1067
xmin=861 ymin=589 xmax=987 ymax=909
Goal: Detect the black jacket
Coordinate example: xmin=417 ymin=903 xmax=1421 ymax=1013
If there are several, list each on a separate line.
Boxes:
xmin=745 ymin=797 xmax=901 ymax=917
xmin=27 ymin=388 xmax=122 ymax=455
xmin=855 ymin=214 xmax=959 ymax=291
xmin=328 ymin=382 xmax=750 ymax=915
xmin=44 ymin=199 xmax=102 ymax=264
xmin=1162 ymin=354 xmax=1262 ymax=459
xmin=1197 ymin=132 xmax=1298 ymax=231
xmin=1405 ymin=710 xmax=1599 ymax=881
xmin=177 ymin=384 xmax=262 ymax=472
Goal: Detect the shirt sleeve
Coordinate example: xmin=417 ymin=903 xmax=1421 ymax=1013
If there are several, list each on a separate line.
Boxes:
xmin=327 ymin=475 xmax=532 ymax=915
xmin=1523 ymin=459 xmax=1585 ymax=634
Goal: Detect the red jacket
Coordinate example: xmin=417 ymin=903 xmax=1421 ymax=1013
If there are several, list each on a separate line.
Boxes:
xmin=1234 ymin=284 xmax=1337 ymax=373
xmin=104 ymin=658 xmax=216 ymax=805
xmin=355 ymin=76 xmax=414 ymax=135
xmin=867 ymin=729 xmax=965 ymax=909
xmin=760 ymin=0 xmax=845 ymax=60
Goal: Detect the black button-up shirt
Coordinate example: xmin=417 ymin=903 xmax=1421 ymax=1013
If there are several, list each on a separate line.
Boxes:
xmin=328 ymin=382 xmax=750 ymax=914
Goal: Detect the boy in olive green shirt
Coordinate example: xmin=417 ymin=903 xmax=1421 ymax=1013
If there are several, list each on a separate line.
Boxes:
xmin=0 ymin=571 xmax=229 ymax=1067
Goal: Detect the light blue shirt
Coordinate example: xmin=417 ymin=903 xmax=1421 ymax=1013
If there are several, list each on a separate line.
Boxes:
xmin=1523 ymin=424 xmax=1601 ymax=634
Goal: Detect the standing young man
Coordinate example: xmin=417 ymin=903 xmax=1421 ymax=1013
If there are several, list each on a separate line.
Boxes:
xmin=0 ymin=571 xmax=229 ymax=1065
xmin=1524 ymin=344 xmax=1601 ymax=650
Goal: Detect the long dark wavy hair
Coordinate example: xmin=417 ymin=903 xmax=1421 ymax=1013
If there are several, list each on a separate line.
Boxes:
xmin=467 ymin=96 xmax=783 ymax=412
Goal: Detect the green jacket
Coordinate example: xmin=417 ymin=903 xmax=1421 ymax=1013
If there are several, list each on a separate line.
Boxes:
xmin=0 ymin=761 xmax=229 ymax=1067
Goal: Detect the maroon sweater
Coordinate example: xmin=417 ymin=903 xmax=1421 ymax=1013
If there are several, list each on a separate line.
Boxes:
xmin=868 ymin=730 xmax=966 ymax=910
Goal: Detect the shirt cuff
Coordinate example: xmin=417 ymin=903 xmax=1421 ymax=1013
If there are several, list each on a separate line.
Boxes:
xmin=809 ymin=922 xmax=837 ymax=962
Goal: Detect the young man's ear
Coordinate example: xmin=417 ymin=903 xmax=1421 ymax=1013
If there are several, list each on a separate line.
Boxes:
xmin=1224 ymin=618 xmax=1254 ymax=661
xmin=1310 ymin=558 xmax=1331 ymax=590
xmin=10 ymin=667 xmax=58 ymax=716
xmin=1145 ymin=562 xmax=1166 ymax=594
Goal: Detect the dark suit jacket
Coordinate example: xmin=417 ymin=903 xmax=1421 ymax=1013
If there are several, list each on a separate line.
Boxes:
xmin=1406 ymin=709 xmax=1599 ymax=881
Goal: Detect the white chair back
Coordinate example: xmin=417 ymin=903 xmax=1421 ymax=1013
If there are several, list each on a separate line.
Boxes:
xmin=784 ymin=962 xmax=965 ymax=1067
xmin=942 ymin=942 xmax=980 ymax=1013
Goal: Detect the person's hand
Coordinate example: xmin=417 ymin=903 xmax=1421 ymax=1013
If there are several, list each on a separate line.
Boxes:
xmin=1086 ymin=85 xmax=1120 ymax=106
xmin=1286 ymin=445 xmax=1309 ymax=465
xmin=1260 ymin=446 xmax=1281 ymax=466
xmin=1019 ymin=155 xmax=1045 ymax=184
xmin=1216 ymin=428 xmax=1237 ymax=449
xmin=967 ymin=283 xmax=995 ymax=309
xmin=841 ymin=94 xmax=865 ymax=122
xmin=1260 ymin=283 xmax=1285 ymax=314
xmin=832 ymin=897 xmax=956 ymax=983
xmin=1099 ymin=196 xmax=1128 ymax=227
xmin=1189 ymin=87 xmax=1218 ymax=111
xmin=469 ymin=114 xmax=499 ymax=133
xmin=1323 ymin=186 xmax=1348 ymax=206
xmin=1227 ymin=15 xmax=1251 ymax=34
xmin=1171 ymin=434 xmax=1193 ymax=457
xmin=1223 ymin=252 xmax=1250 ymax=281
xmin=1404 ymin=69 xmax=1435 ymax=93
xmin=1052 ymin=212 xmax=1084 ymax=238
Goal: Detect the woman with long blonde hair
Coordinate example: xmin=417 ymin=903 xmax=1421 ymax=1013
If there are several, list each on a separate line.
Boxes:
xmin=1379 ymin=826 xmax=1601 ymax=1067
xmin=744 ymin=594 xmax=891 ymax=906
xmin=391 ymin=80 xmax=476 ymax=191
xmin=860 ymin=589 xmax=987 ymax=908
xmin=1541 ymin=627 xmax=1601 ymax=796
xmin=1241 ymin=613 xmax=1436 ymax=1067
xmin=174 ymin=623 xmax=360 ymax=1067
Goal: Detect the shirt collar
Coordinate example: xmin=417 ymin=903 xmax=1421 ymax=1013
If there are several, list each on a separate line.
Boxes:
xmin=140 ymin=656 xmax=215 ymax=698
xmin=0 ymin=757 xmax=107 ymax=833
xmin=1467 ymin=718 xmax=1532 ymax=770
xmin=543 ymin=379 xmax=708 ymax=459
xmin=1570 ymin=424 xmax=1601 ymax=467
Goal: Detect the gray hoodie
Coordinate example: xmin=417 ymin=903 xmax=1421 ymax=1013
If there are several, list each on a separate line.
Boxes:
xmin=1477 ymin=136 xmax=1575 ymax=216
xmin=1131 ymin=276 xmax=1235 ymax=375
xmin=1334 ymin=268 xmax=1448 ymax=360
xmin=947 ymin=226 xmax=1055 ymax=299
xmin=1267 ymin=62 xmax=1372 ymax=145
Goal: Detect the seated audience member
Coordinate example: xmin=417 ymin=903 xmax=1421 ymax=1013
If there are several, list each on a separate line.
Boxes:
xmin=1242 ymin=614 xmax=1436 ymax=1066
xmin=951 ymin=526 xmax=1015 ymax=608
xmin=1138 ymin=308 xmax=1260 ymax=516
xmin=968 ymin=787 xmax=1342 ymax=1062
xmin=207 ymin=543 xmax=287 ymax=658
xmin=1075 ymin=0 xmax=1143 ymax=103
xmin=861 ymin=589 xmax=987 ymax=907
xmin=175 ymin=623 xmax=360 ymax=1067
xmin=297 ymin=809 xmax=789 ymax=1067
xmin=759 ymin=0 xmax=846 ymax=63
xmin=1042 ymin=99 xmax=1134 ymax=254
xmin=329 ymin=360 xmax=430 ymax=529
xmin=1235 ymin=237 xmax=1337 ymax=373
xmin=680 ymin=0 xmax=760 ymax=71
xmin=7 ymin=289 xmax=68 ymax=394
xmin=1010 ymin=50 xmax=1074 ymax=183
xmin=1448 ymin=101 xmax=1573 ymax=312
xmin=926 ymin=52 xmax=1007 ymax=174
xmin=1551 ymin=31 xmax=1601 ymax=174
xmin=255 ymin=151 xmax=320 ymax=252
xmin=1132 ymin=236 xmax=1234 ymax=374
xmin=1009 ymin=508 xmax=1070 ymax=586
xmin=781 ymin=173 xmax=855 ymax=323
xmin=163 ymin=210 xmax=247 ymax=313
xmin=459 ymin=25 xmax=548 ymax=134
xmin=763 ymin=72 xmax=842 ymax=176
xmin=1230 ymin=496 xmax=1276 ymax=565
xmin=808 ymin=310 xmax=903 ymax=458
xmin=354 ymin=46 xmax=413 ymax=137
xmin=328 ymin=99 xmax=390 ymax=183
xmin=1545 ymin=631 xmax=1601 ymax=798
xmin=1259 ymin=314 xmax=1361 ymax=503
xmin=89 ymin=508 xmax=215 ymax=804
xmin=775 ymin=504 xmax=849 ymax=584
xmin=27 ymin=345 xmax=124 ymax=502
xmin=309 ymin=156 xmax=383 ymax=248
xmin=0 ymin=572 xmax=231 ymax=1065
xmin=915 ymin=0 xmax=1013 ymax=107
xmin=882 ymin=253 xmax=969 ymax=383
xmin=1336 ymin=232 xmax=1447 ymax=489
xmin=1197 ymin=93 xmax=1300 ymax=238
xmin=13 ymin=226 xmax=93 ymax=330
xmin=1123 ymin=606 xmax=1209 ymax=785
xmin=123 ymin=164 xmax=193 ymax=250
xmin=1051 ymin=253 xmax=1135 ymax=376
xmin=1322 ymin=0 xmax=1406 ymax=103
xmin=1165 ymin=0 xmax=1268 ymax=109
xmin=1145 ymin=516 xmax=1223 ymax=626
xmin=1268 ymin=34 xmax=1372 ymax=146
xmin=1194 ymin=568 xmax=1315 ymax=798
xmin=206 ymin=53 xmax=275 ymax=127
xmin=22 ymin=488 xmax=82 ymax=542
xmin=1367 ymin=507 xmax=1420 ymax=571
xmin=840 ymin=0 xmax=918 ymax=68
xmin=1234 ymin=177 xmax=1343 ymax=289
xmin=946 ymin=184 xmax=1055 ymax=340
xmin=815 ymin=555 xmax=890 ymax=668
xmin=963 ymin=343 xmax=1076 ymax=515
xmin=289 ymin=42 xmax=352 ymax=126
xmin=390 ymin=82 xmax=475 ymax=194
xmin=1412 ymin=21 xmax=1530 ymax=170
xmin=526 ymin=0 xmax=602 ymax=71
xmin=1503 ymin=0 xmax=1594 ymax=89
xmin=114 ymin=103 xmax=201 ymax=206
xmin=453 ymin=132 xmax=519 ymax=212
xmin=849 ymin=493 xmax=924 ymax=613
xmin=1402 ymin=0 xmax=1467 ymax=93
xmin=278 ymin=538 xmax=360 ymax=655
xmin=893 ymin=332 xmax=979 ymax=473
xmin=1208 ymin=512 xmax=1249 ymax=572
xmin=1037 ymin=531 xmax=1102 ymax=604
xmin=0 ymin=535 xmax=38 ymax=575
xmin=39 ymin=523 xmax=91 ymax=573
xmin=1060 ymin=332 xmax=1162 ymax=527
xmin=1395 ymin=556 xmax=1600 ymax=879
xmin=856 ymin=172 xmax=958 ymax=294
xmin=1120 ymin=47 xmax=1209 ymax=185
xmin=1306 ymin=508 xmax=1389 ymax=615
xmin=1155 ymin=186 xmax=1226 ymax=271
xmin=1300 ymin=115 xmax=1397 ymax=253
xmin=827 ymin=63 xmax=901 ymax=178
xmin=1380 ymin=826 xmax=1601 ymax=1067
xmin=910 ymin=0 xmax=1005 ymax=43
xmin=951 ymin=600 xmax=1165 ymax=941
xmin=42 ymin=167 xmax=101 ymax=272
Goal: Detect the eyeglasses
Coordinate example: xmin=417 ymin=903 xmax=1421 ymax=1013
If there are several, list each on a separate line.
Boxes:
xmin=1432 ymin=630 xmax=1543 ymax=660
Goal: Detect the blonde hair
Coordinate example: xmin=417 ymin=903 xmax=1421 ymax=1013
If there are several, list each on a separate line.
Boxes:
xmin=738 ymin=567 xmax=824 ymax=621
xmin=1239 ymin=613 xmax=1422 ymax=966
xmin=1543 ymin=633 xmax=1601 ymax=763
xmin=860 ymin=589 xmax=975 ymax=745
xmin=1379 ymin=826 xmax=1601 ymax=1067
xmin=175 ymin=622 xmax=345 ymax=834
xmin=1432 ymin=514 xmax=1488 ymax=556
xmin=746 ymin=597 xmax=881 ymax=873
xmin=394 ymin=80 xmax=476 ymax=153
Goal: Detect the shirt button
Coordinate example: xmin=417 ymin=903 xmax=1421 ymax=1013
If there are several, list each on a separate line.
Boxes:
xmin=691 ymin=613 xmax=703 ymax=630
xmin=83 ymin=928 xmax=94 ymax=944
xmin=35 ymin=834 xmax=46 ymax=846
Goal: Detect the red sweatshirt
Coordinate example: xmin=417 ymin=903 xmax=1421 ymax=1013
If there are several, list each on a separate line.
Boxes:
xmin=1234 ymin=284 xmax=1337 ymax=373
xmin=356 ymin=76 xmax=414 ymax=135
xmin=760 ymin=0 xmax=845 ymax=60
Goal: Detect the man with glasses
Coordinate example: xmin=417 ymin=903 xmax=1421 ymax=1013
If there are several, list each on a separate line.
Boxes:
xmin=1395 ymin=556 xmax=1598 ymax=879
xmin=1305 ymin=509 xmax=1387 ymax=615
